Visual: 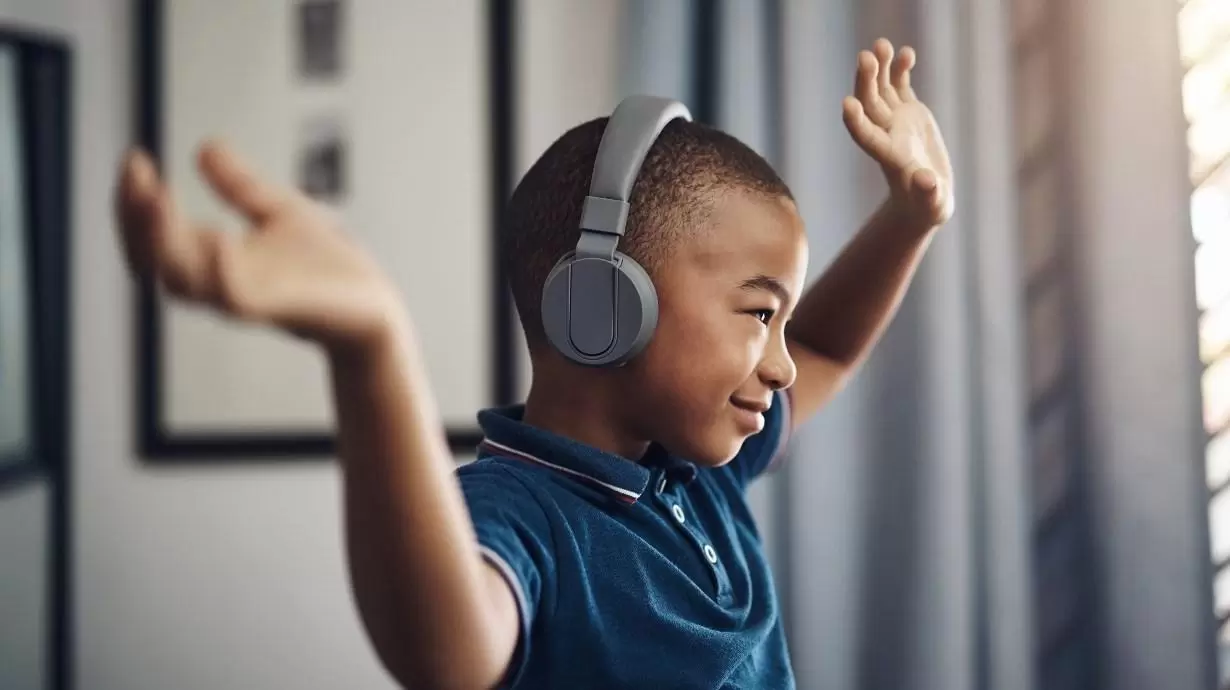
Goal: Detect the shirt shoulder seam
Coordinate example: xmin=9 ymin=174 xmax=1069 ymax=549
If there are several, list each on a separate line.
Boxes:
xmin=487 ymin=460 xmax=563 ymax=625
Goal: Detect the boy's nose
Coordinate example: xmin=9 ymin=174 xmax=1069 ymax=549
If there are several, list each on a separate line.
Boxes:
xmin=761 ymin=335 xmax=797 ymax=391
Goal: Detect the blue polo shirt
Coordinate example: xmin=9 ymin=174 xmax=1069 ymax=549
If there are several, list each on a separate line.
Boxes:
xmin=455 ymin=388 xmax=796 ymax=689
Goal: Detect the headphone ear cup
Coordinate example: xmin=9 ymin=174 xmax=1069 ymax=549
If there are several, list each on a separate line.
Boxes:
xmin=541 ymin=251 xmax=658 ymax=367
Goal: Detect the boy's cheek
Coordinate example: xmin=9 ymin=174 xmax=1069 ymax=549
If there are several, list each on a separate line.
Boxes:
xmin=640 ymin=319 xmax=754 ymax=406
xmin=647 ymin=347 xmax=728 ymax=394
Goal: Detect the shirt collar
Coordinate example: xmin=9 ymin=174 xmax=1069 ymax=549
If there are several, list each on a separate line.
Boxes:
xmin=476 ymin=405 xmax=698 ymax=504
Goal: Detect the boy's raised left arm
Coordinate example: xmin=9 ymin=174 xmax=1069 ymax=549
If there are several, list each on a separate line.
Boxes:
xmin=784 ymin=39 xmax=956 ymax=428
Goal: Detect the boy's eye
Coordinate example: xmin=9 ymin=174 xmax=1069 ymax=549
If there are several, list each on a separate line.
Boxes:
xmin=749 ymin=309 xmax=775 ymax=325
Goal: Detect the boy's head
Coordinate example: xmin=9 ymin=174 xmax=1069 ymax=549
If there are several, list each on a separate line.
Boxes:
xmin=502 ymin=115 xmax=808 ymax=466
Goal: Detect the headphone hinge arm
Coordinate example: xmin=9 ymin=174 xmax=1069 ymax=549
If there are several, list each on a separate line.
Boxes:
xmin=576 ymin=194 xmax=630 ymax=262
xmin=575 ymin=230 xmax=620 ymax=262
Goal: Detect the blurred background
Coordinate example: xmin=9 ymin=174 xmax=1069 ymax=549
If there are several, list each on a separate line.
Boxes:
xmin=0 ymin=0 xmax=1222 ymax=688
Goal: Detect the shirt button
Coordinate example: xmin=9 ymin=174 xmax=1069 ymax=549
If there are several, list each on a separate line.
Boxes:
xmin=657 ymin=475 xmax=668 ymax=494
xmin=703 ymin=544 xmax=718 ymax=564
xmin=671 ymin=504 xmax=685 ymax=523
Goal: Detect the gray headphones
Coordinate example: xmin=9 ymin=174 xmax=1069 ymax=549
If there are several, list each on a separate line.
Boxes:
xmin=541 ymin=95 xmax=693 ymax=367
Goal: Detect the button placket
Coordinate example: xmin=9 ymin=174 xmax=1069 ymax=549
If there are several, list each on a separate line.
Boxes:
xmin=701 ymin=536 xmax=732 ymax=604
xmin=659 ymin=490 xmax=730 ymax=600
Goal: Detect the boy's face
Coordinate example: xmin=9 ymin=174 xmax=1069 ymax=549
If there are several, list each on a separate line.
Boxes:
xmin=622 ymin=189 xmax=808 ymax=466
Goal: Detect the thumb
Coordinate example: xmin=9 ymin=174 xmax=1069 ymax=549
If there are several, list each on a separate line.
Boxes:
xmin=910 ymin=167 xmax=955 ymax=224
xmin=910 ymin=167 xmax=936 ymax=192
xmin=908 ymin=167 xmax=939 ymax=206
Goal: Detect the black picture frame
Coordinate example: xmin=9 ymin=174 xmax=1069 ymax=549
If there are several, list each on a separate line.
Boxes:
xmin=131 ymin=0 xmax=519 ymax=460
xmin=0 ymin=26 xmax=72 ymax=493
xmin=0 ymin=22 xmax=73 ymax=690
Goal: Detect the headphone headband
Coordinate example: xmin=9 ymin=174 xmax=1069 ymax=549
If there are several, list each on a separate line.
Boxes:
xmin=579 ymin=96 xmax=693 ymax=239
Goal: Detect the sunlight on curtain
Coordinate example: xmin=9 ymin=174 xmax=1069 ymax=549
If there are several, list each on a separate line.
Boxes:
xmin=1179 ymin=0 xmax=1230 ymax=681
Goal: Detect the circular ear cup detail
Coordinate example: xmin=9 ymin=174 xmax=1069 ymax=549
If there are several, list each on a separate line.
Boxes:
xmin=541 ymin=252 xmax=658 ymax=367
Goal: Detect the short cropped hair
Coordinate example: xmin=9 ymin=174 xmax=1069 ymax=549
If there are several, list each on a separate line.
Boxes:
xmin=501 ymin=116 xmax=793 ymax=351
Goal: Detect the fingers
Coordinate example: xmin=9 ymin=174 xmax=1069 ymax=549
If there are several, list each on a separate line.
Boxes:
xmin=873 ymin=39 xmax=899 ymax=108
xmin=113 ymin=147 xmax=233 ymax=304
xmin=891 ymin=46 xmax=917 ymax=101
xmin=142 ymin=174 xmax=225 ymax=303
xmin=853 ymin=39 xmax=918 ymax=127
xmin=842 ymin=97 xmax=894 ymax=162
xmin=854 ymin=50 xmax=893 ymax=126
xmin=197 ymin=139 xmax=294 ymax=224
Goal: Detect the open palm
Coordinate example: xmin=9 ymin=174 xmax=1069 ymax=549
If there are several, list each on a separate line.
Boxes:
xmin=114 ymin=142 xmax=402 ymax=353
xmin=842 ymin=39 xmax=955 ymax=229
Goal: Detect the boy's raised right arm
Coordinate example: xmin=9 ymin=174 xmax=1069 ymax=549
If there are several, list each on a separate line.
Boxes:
xmin=113 ymin=142 xmax=519 ymax=690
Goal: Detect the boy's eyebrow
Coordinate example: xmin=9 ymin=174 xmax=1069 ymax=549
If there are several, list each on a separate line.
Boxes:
xmin=739 ymin=274 xmax=791 ymax=302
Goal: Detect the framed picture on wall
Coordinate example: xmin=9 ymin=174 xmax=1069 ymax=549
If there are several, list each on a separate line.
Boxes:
xmin=133 ymin=0 xmax=519 ymax=459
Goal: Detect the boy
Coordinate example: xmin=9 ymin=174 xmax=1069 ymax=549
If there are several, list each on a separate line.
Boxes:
xmin=114 ymin=38 xmax=952 ymax=690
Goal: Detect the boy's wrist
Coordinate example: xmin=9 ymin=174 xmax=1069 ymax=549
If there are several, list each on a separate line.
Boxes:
xmin=325 ymin=299 xmax=416 ymax=372
xmin=880 ymin=195 xmax=939 ymax=240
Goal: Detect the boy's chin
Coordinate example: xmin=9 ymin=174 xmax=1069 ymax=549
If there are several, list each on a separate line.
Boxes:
xmin=672 ymin=430 xmax=752 ymax=468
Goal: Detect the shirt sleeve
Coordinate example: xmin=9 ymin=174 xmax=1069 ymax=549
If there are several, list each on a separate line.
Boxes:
xmin=726 ymin=387 xmax=794 ymax=489
xmin=455 ymin=462 xmax=556 ymax=688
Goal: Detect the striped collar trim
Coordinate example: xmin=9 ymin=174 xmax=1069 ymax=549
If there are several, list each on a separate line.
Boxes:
xmin=478 ymin=437 xmax=647 ymax=504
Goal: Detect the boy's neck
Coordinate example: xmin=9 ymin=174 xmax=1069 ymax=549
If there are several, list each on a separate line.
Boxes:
xmin=521 ymin=370 xmax=651 ymax=463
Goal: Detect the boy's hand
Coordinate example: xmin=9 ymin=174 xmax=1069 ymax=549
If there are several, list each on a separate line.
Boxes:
xmin=843 ymin=39 xmax=955 ymax=234
xmin=114 ymin=141 xmax=404 ymax=355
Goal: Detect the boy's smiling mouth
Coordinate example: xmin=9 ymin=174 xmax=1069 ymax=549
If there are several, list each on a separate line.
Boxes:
xmin=729 ymin=396 xmax=770 ymax=432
